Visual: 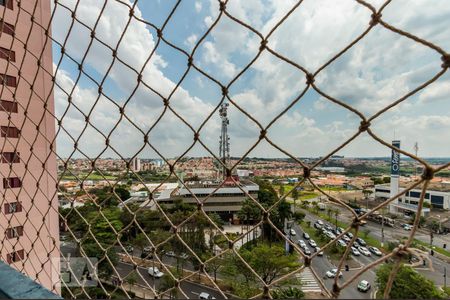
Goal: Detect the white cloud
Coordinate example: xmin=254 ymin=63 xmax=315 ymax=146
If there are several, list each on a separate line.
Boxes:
xmin=184 ymin=34 xmax=198 ymax=49
xmin=418 ymin=80 xmax=450 ymax=103
xmin=195 ymin=1 xmax=202 ymax=13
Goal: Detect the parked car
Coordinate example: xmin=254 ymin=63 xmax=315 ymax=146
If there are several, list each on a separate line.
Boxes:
xmin=290 ymin=228 xmax=297 ymax=236
xmin=357 ymin=280 xmax=371 ymax=292
xmin=351 ymin=246 xmax=361 ymax=256
xmin=316 ymin=220 xmax=324 ymax=226
xmin=358 ymin=246 xmax=371 ymax=256
xmin=369 ymin=246 xmax=382 ymax=256
xmin=353 ymin=241 xmax=361 ymax=248
xmin=315 ymin=247 xmax=323 ymax=256
xmin=326 ymin=268 xmax=343 ymax=278
xmin=342 ymin=235 xmax=351 ymax=243
xmin=356 ymin=238 xmax=366 ymax=246
xmin=337 ymin=239 xmax=347 ymax=247
xmin=346 ymin=232 xmax=354 ymax=239
xmin=166 ymin=251 xmax=176 ymax=257
xmin=303 ymin=247 xmax=311 ymax=255
xmin=125 ymin=245 xmax=134 ymax=253
xmin=148 ymin=267 xmax=164 ymax=278
xmin=179 ymin=252 xmax=189 ymax=259
xmin=298 ymin=240 xmax=306 ymax=249
xmin=325 ymin=224 xmax=333 ymax=231
xmin=337 ymin=227 xmax=344 ymax=234
xmin=402 ymin=224 xmax=412 ymax=231
xmin=309 ymin=239 xmax=317 ymax=247
xmin=327 ymin=232 xmax=337 ymax=240
xmin=199 ymin=292 xmax=216 ymax=299
xmin=141 ymin=246 xmax=152 ymax=259
xmin=303 ymin=232 xmax=310 ymax=240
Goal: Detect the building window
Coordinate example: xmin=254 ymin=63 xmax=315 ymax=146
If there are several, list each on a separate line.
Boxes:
xmin=430 ymin=195 xmax=444 ymax=209
xmin=375 ymin=188 xmax=390 ymax=193
xmin=1 ymin=151 xmax=20 ymax=163
xmin=5 ymin=226 xmax=23 ymax=239
xmin=7 ymin=250 xmax=24 ymax=264
xmin=0 ymin=19 xmax=14 ymax=35
xmin=0 ymin=0 xmax=13 ymax=9
xmin=0 ymin=47 xmax=15 ymax=61
xmin=3 ymin=177 xmax=21 ymax=188
xmin=0 ymin=73 xmax=16 ymax=87
xmin=0 ymin=100 xmax=18 ymax=113
xmin=4 ymin=202 xmax=22 ymax=214
xmin=409 ymin=191 xmax=422 ymax=198
xmin=1 ymin=126 xmax=20 ymax=138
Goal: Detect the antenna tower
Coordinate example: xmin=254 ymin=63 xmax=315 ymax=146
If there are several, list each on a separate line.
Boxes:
xmin=219 ymin=103 xmax=230 ymax=179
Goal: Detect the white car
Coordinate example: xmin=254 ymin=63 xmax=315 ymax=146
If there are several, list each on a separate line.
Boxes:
xmin=303 ymin=247 xmax=311 ymax=255
xmin=298 ymin=240 xmax=306 ymax=248
xmin=309 ymin=239 xmax=317 ymax=247
xmin=342 ymin=235 xmax=351 ymax=243
xmin=351 ymin=246 xmax=360 ymax=256
xmin=199 ymin=292 xmax=216 ymax=299
xmin=315 ymin=247 xmax=324 ymax=256
xmin=290 ymin=228 xmax=296 ymax=236
xmin=326 ymin=268 xmax=343 ymax=278
xmin=402 ymin=224 xmax=412 ymax=231
xmin=148 ymin=267 xmax=164 ymax=278
xmin=316 ymin=220 xmax=324 ymax=226
xmin=369 ymin=246 xmax=382 ymax=256
xmin=337 ymin=239 xmax=347 ymax=247
xmin=358 ymin=246 xmax=371 ymax=256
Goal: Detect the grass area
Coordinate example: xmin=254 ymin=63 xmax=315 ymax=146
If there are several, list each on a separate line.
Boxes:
xmin=413 ymin=239 xmax=450 ymax=258
xmin=60 ymin=173 xmax=118 ymax=181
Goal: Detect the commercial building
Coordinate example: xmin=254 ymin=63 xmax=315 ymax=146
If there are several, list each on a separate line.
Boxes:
xmin=0 ymin=0 xmax=59 ymax=293
xmin=155 ymin=176 xmax=259 ymax=223
xmin=375 ymin=182 xmax=450 ymax=216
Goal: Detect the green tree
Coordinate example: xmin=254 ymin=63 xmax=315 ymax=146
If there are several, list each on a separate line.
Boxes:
xmin=279 ymin=185 xmax=285 ymax=196
xmin=376 ymin=263 xmax=444 ymax=299
xmin=333 ymin=209 xmax=340 ymax=230
xmin=272 ymin=287 xmax=304 ymax=299
xmin=293 ymin=211 xmax=305 ymax=223
xmin=238 ymin=198 xmax=262 ymax=223
xmin=240 ymin=244 xmax=299 ymax=285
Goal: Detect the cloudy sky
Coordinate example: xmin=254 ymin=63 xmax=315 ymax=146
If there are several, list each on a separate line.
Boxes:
xmin=51 ymin=0 xmax=450 ymax=160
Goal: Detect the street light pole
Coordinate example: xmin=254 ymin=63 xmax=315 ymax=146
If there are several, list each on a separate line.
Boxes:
xmin=381 ymin=207 xmax=385 ymax=248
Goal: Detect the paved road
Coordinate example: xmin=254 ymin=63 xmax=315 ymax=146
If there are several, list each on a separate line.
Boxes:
xmin=115 ymin=260 xmax=226 ymax=299
xmin=290 ymin=219 xmax=376 ymax=299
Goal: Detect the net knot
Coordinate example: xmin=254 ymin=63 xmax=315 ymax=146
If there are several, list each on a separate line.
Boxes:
xmin=187 ymin=56 xmax=193 ymax=66
xmin=259 ymin=129 xmax=266 ymax=139
xmin=421 ymin=166 xmax=434 ymax=180
xmin=359 ymin=120 xmax=371 ymax=132
xmin=441 ymin=54 xmax=450 ymax=68
xmin=259 ymin=39 xmax=267 ymax=51
xmin=193 ymin=132 xmax=199 ymax=141
xmin=303 ymin=166 xmax=310 ymax=178
xmin=306 ymin=73 xmax=315 ymax=84
xmin=221 ymin=86 xmax=228 ymax=96
xmin=156 ymin=28 xmax=163 ymax=38
xmin=219 ymin=1 xmax=226 ymax=11
xmin=370 ymin=12 xmax=382 ymax=26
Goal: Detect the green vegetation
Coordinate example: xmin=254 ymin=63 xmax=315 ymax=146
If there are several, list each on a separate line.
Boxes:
xmin=413 ymin=239 xmax=450 ymax=258
xmin=376 ymin=263 xmax=444 ymax=299
xmin=271 ymin=287 xmax=304 ymax=299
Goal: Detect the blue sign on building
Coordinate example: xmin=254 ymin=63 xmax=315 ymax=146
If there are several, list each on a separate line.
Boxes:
xmin=391 ymin=140 xmax=400 ymax=176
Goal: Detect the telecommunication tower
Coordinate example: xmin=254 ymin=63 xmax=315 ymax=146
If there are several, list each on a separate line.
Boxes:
xmin=219 ymin=103 xmax=230 ymax=179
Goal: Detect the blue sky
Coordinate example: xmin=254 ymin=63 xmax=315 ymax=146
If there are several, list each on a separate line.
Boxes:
xmin=51 ymin=0 xmax=450 ymax=161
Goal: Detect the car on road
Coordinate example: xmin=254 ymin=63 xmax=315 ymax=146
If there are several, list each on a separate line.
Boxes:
xmin=309 ymin=239 xmax=317 ymax=247
xmin=298 ymin=240 xmax=307 ymax=249
xmin=141 ymin=246 xmax=153 ymax=259
xmin=326 ymin=268 xmax=343 ymax=278
xmin=199 ymin=292 xmax=216 ymax=299
xmin=315 ymin=247 xmax=323 ymax=256
xmin=290 ymin=228 xmax=297 ymax=236
xmin=351 ymin=246 xmax=360 ymax=256
xmin=342 ymin=235 xmax=351 ymax=243
xmin=148 ymin=267 xmax=164 ymax=278
xmin=337 ymin=239 xmax=347 ymax=247
xmin=356 ymin=238 xmax=366 ymax=246
xmin=303 ymin=247 xmax=311 ymax=255
xmin=402 ymin=224 xmax=412 ymax=231
xmin=357 ymin=280 xmax=371 ymax=292
xmin=303 ymin=232 xmax=310 ymax=240
xmin=358 ymin=246 xmax=371 ymax=256
xmin=369 ymin=246 xmax=382 ymax=256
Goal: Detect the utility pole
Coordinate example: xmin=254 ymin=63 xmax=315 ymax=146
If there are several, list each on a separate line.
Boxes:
xmin=381 ymin=207 xmax=385 ymax=248
xmin=444 ymin=267 xmax=447 ymax=288
xmin=219 ymin=103 xmax=230 ymax=180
